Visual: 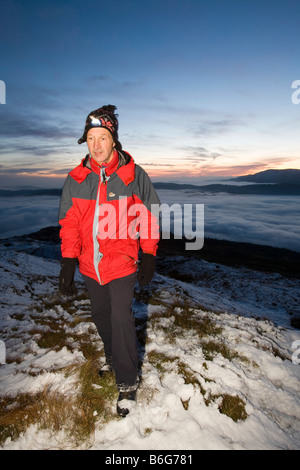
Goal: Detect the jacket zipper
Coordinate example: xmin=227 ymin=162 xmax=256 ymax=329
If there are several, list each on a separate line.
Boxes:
xmin=93 ymin=167 xmax=108 ymax=284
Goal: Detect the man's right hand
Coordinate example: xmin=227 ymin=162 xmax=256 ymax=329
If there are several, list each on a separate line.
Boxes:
xmin=59 ymin=257 xmax=77 ymax=295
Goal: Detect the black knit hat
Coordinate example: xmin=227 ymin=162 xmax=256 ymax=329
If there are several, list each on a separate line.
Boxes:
xmin=78 ymin=104 xmax=121 ymax=147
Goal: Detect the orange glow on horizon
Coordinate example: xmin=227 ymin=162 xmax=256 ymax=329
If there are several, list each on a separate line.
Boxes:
xmin=145 ymin=162 xmax=298 ymax=180
xmin=136 ymin=147 xmax=300 ymax=180
xmin=1 ymin=159 xmax=300 ymax=184
xmin=15 ymin=172 xmax=67 ymax=178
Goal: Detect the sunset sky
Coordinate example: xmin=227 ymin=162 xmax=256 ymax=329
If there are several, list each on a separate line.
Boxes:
xmin=1 ymin=0 xmax=300 ymax=187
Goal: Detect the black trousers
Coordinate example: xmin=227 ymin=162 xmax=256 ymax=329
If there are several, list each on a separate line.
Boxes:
xmin=83 ymin=272 xmax=139 ymax=390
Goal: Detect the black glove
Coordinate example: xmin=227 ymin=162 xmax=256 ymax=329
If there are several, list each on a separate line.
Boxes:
xmin=137 ymin=253 xmax=156 ymax=286
xmin=59 ymin=257 xmax=77 ymax=295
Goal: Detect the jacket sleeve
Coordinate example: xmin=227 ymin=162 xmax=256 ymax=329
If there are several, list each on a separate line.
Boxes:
xmin=133 ymin=166 xmax=160 ymax=256
xmin=58 ymin=175 xmax=82 ymax=259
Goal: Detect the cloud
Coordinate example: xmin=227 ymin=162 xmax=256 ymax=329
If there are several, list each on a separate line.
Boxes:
xmin=0 ymin=167 xmax=72 ymax=176
xmin=138 ymin=162 xmax=175 ymax=167
xmin=157 ymin=189 xmax=300 ymax=252
xmin=0 ymin=111 xmax=78 ymax=140
xmin=182 ymin=146 xmax=222 ymax=162
xmin=0 ymin=142 xmax=74 ymax=158
xmin=89 ymin=75 xmax=112 ymax=82
xmin=87 ymin=74 xmax=146 ymax=97
xmin=194 ymin=117 xmax=245 ymax=137
xmin=0 ymin=195 xmax=61 ymax=238
xmin=206 ymin=198 xmax=300 ymax=252
xmin=1 ymin=187 xmax=299 ymax=253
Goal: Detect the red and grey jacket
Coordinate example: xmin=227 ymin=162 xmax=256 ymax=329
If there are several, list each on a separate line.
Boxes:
xmin=58 ymin=150 xmax=160 ymax=285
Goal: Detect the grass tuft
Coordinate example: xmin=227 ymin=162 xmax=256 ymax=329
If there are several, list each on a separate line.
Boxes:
xmin=0 ymin=356 xmax=119 ymax=448
xmin=218 ymin=394 xmax=248 ymax=422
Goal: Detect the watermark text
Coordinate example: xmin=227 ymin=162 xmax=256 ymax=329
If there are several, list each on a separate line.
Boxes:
xmin=292 ymin=340 xmax=300 ymax=364
xmin=291 ymin=80 xmax=300 ymax=104
xmin=0 ymin=340 xmax=6 ymax=364
xmin=96 ymin=200 xmax=204 ymax=250
xmin=0 ymin=80 xmax=6 ymax=104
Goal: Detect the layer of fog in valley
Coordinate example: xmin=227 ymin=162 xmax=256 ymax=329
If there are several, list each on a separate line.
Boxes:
xmin=1 ymin=181 xmax=300 ymax=253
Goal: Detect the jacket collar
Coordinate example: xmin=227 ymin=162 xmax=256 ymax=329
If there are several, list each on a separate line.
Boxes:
xmin=69 ymin=150 xmax=135 ymax=186
xmin=89 ymin=150 xmax=119 ymax=177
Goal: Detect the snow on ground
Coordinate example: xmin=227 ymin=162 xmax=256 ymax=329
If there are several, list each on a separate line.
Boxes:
xmin=0 ymin=245 xmax=300 ymax=450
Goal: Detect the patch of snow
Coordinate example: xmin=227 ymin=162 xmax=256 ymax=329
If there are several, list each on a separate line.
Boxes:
xmin=0 ymin=244 xmax=299 ymax=450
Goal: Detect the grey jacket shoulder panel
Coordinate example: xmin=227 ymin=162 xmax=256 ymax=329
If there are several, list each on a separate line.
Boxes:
xmin=131 ymin=164 xmax=161 ymax=211
xmin=58 ymin=172 xmax=99 ymax=221
xmin=58 ymin=175 xmax=73 ymax=222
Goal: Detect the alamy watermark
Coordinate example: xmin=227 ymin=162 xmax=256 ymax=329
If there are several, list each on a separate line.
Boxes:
xmin=291 ymin=80 xmax=300 ymax=104
xmin=0 ymin=340 xmax=6 ymax=364
xmin=292 ymin=340 xmax=300 ymax=365
xmin=0 ymin=80 xmax=6 ymax=104
xmin=159 ymin=203 xmax=204 ymax=250
xmin=96 ymin=200 xmax=204 ymax=251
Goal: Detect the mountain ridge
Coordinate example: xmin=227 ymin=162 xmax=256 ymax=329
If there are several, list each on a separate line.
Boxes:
xmin=230 ymin=168 xmax=300 ymax=184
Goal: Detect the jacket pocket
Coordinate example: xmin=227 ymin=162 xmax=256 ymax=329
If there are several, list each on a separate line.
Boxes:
xmin=119 ymin=252 xmax=137 ymax=264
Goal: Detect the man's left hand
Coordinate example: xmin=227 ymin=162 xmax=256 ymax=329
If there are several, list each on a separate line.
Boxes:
xmin=137 ymin=253 xmax=155 ymax=286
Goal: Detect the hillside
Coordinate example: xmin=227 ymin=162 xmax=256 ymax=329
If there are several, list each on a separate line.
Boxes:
xmin=7 ymin=225 xmax=300 ymax=278
xmin=0 ymin=231 xmax=299 ymax=450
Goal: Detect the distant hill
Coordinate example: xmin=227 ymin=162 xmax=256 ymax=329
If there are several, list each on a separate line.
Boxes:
xmin=153 ymin=181 xmax=300 ymax=195
xmin=153 ymin=169 xmax=300 ymax=195
xmin=0 ymin=188 xmax=62 ymax=197
xmin=231 ymin=169 xmax=300 ymax=184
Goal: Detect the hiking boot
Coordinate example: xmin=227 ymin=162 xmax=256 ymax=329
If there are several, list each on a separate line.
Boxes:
xmin=116 ymin=390 xmax=137 ymax=418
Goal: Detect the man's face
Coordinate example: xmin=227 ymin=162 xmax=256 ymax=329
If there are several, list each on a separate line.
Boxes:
xmin=87 ymin=127 xmax=115 ymax=164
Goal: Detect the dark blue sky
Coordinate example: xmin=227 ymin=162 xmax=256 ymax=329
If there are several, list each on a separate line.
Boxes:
xmin=1 ymin=0 xmax=300 ymax=187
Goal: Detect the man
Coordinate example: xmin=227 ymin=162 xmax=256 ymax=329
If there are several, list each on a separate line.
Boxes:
xmin=58 ymin=105 xmax=160 ymax=417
